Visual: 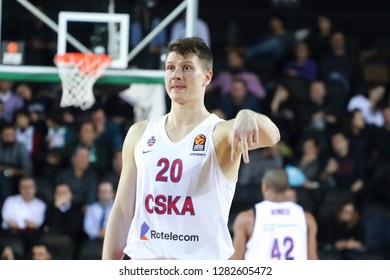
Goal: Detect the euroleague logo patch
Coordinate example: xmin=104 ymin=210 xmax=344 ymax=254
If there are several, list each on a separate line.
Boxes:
xmin=193 ymin=134 xmax=206 ymax=151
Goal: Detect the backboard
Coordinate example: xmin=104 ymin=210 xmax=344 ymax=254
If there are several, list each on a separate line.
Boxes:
xmin=57 ymin=11 xmax=129 ymax=69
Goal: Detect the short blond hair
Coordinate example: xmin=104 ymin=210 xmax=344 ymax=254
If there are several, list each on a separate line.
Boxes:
xmin=166 ymin=37 xmax=213 ymax=71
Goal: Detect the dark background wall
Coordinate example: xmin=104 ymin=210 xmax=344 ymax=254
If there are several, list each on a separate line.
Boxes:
xmin=2 ymin=0 xmax=390 ymax=63
xmin=200 ymin=0 xmax=390 ymax=46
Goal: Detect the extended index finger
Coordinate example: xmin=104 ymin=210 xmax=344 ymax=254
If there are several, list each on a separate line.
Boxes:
xmin=241 ymin=133 xmax=250 ymax=163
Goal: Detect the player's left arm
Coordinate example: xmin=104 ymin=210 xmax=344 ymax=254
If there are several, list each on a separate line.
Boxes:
xmin=305 ymin=211 xmax=319 ymax=260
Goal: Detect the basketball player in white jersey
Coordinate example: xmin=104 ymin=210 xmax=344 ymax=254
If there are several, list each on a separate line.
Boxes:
xmin=231 ymin=168 xmax=318 ymax=260
xmin=102 ymin=37 xmax=280 ymax=260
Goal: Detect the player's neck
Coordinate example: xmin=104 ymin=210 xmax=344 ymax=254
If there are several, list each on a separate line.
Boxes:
xmin=266 ymin=193 xmax=287 ymax=203
xmin=168 ymin=104 xmax=210 ymax=126
xmin=165 ymin=106 xmax=211 ymax=143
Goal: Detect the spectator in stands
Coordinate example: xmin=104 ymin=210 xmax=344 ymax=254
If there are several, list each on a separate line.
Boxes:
xmin=206 ymin=47 xmax=267 ymax=101
xmin=293 ymin=137 xmax=323 ymax=190
xmin=44 ymin=110 xmax=75 ymax=150
xmin=78 ymin=181 xmax=115 ymax=260
xmin=267 ymin=82 xmax=299 ymax=150
xmin=282 ymin=42 xmax=318 ymax=83
xmin=304 ymin=15 xmax=333 ymax=61
xmin=130 ymin=0 xmax=168 ymax=69
xmin=31 ymin=243 xmax=53 ymax=260
xmin=298 ymin=80 xmax=338 ymax=136
xmin=0 ymin=101 xmax=4 ymax=129
xmin=103 ymin=93 xmax=134 ymax=138
xmin=55 ymin=147 xmax=98 ymax=207
xmin=38 ymin=110 xmax=75 ymax=182
xmin=347 ymin=84 xmax=386 ymax=127
xmin=170 ymin=13 xmax=211 ymax=48
xmin=286 ymin=137 xmax=325 ymax=215
xmin=318 ymin=199 xmax=365 ymax=259
xmin=102 ymin=149 xmax=122 ymax=190
xmin=320 ymin=131 xmax=366 ymax=195
xmin=319 ymin=31 xmax=356 ymax=95
xmin=0 ymin=123 xmax=33 ymax=198
xmin=15 ymin=83 xmax=53 ymax=135
xmin=62 ymin=121 xmax=111 ymax=174
xmin=218 ymin=75 xmax=262 ymax=119
xmin=83 ymin=181 xmax=115 ymax=241
xmin=1 ymin=177 xmax=46 ymax=256
xmin=0 ymin=80 xmax=24 ymax=123
xmin=245 ymin=14 xmax=296 ymax=61
xmin=14 ymin=109 xmax=43 ymax=167
xmin=41 ymin=183 xmax=83 ymax=255
xmin=90 ymin=106 xmax=123 ymax=157
xmin=341 ymin=109 xmax=369 ymax=157
xmin=62 ymin=108 xmax=78 ymax=134
xmin=365 ymin=104 xmax=390 ymax=206
xmin=0 ymin=243 xmax=14 ymax=260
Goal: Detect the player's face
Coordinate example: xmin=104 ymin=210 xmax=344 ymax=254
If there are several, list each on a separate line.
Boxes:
xmin=164 ymin=52 xmax=212 ymax=104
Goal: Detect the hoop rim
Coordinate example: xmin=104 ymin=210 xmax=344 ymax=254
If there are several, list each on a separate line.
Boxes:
xmin=54 ymin=52 xmax=112 ymax=64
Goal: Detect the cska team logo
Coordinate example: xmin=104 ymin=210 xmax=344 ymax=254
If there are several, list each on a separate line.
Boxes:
xmin=147 ymin=136 xmax=156 ymax=147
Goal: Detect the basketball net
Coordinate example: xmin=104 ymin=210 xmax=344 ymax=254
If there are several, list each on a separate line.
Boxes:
xmin=54 ymin=53 xmax=112 ymax=110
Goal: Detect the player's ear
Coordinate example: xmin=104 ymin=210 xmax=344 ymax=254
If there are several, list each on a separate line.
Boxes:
xmin=203 ymin=69 xmax=213 ymax=86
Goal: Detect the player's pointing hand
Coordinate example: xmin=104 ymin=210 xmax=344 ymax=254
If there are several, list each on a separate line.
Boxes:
xmin=231 ymin=110 xmax=259 ymax=163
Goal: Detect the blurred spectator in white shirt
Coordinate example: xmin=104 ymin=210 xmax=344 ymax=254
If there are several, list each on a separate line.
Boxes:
xmin=83 ymin=181 xmax=115 ymax=240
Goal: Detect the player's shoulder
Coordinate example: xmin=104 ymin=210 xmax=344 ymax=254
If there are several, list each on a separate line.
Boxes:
xmin=235 ymin=208 xmax=255 ymax=226
xmin=213 ymin=116 xmax=233 ymax=142
xmin=131 ymin=119 xmax=149 ymax=131
xmin=233 ymin=208 xmax=255 ymax=235
xmin=214 ymin=116 xmax=231 ymax=130
xmin=124 ymin=120 xmax=150 ymax=144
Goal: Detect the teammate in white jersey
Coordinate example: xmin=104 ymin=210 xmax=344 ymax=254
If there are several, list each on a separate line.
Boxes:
xmin=231 ymin=168 xmax=318 ymax=260
xmin=102 ymin=37 xmax=280 ymax=260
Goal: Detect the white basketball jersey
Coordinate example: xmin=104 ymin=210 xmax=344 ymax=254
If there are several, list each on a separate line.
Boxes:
xmin=245 ymin=201 xmax=308 ymax=260
xmin=124 ymin=114 xmax=236 ymax=259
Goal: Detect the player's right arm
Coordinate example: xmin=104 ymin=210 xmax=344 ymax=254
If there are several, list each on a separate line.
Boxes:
xmin=102 ymin=120 xmax=148 ymax=260
xmin=230 ymin=209 xmax=254 ymax=260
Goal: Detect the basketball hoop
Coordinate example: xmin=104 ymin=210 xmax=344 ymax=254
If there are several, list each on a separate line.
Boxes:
xmin=54 ymin=53 xmax=112 ymax=110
